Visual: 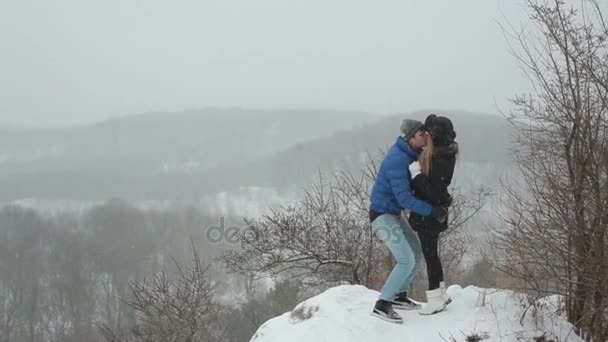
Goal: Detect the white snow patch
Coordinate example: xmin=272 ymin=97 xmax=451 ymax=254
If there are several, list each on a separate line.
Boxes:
xmin=250 ymin=285 xmax=582 ymax=342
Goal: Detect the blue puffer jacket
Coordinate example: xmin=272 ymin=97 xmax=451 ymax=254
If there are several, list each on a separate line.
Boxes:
xmin=370 ymin=136 xmax=433 ymax=216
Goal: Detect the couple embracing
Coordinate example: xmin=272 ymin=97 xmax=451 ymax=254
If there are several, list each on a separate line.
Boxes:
xmin=369 ymin=114 xmax=458 ymax=324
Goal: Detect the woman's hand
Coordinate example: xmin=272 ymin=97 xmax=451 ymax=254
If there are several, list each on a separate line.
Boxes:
xmin=409 ymin=161 xmax=421 ymax=179
xmin=430 ymin=206 xmax=448 ymax=223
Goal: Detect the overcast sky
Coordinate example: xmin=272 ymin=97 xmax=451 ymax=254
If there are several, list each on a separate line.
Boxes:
xmin=1 ymin=0 xmax=529 ymax=127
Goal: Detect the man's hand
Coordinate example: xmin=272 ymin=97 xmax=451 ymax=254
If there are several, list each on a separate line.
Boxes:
xmin=409 ymin=161 xmax=421 ymax=179
xmin=430 ymin=206 xmax=448 ymax=223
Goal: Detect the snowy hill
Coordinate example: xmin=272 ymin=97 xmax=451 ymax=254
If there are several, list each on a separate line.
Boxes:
xmin=251 ymin=285 xmax=581 ymax=342
xmin=0 ymin=108 xmax=373 ymax=201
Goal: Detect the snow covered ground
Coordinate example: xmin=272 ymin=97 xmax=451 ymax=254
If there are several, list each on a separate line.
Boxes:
xmin=250 ymin=285 xmax=582 ymax=342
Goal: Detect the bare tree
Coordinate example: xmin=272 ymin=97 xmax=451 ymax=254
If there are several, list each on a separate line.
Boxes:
xmin=85 ymin=199 xmax=159 ymax=331
xmin=44 ymin=219 xmax=98 ymax=342
xmin=98 ymin=241 xmax=225 ymax=342
xmin=220 ymin=167 xmax=386 ymax=288
xmin=0 ymin=206 xmax=47 ymax=342
xmin=221 ymin=153 xmax=489 ymax=292
xmin=492 ymin=1 xmax=608 ymax=340
xmin=0 ymin=202 xmax=239 ymax=342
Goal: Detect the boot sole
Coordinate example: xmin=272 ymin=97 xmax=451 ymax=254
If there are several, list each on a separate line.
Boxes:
xmin=393 ymin=304 xmax=421 ymax=311
xmin=392 ymin=300 xmax=422 ymax=311
xmin=371 ymin=311 xmax=404 ymax=324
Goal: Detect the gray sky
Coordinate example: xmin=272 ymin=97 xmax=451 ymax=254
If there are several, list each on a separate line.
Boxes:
xmin=1 ymin=0 xmax=529 ymax=127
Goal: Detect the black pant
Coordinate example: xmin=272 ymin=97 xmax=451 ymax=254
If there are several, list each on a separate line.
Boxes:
xmin=418 ymin=232 xmax=443 ymax=290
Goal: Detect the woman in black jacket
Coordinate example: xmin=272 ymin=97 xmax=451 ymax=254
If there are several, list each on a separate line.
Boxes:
xmin=408 ymin=114 xmax=458 ymax=315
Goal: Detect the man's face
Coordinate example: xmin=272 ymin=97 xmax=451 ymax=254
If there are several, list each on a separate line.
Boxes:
xmin=409 ymin=130 xmax=428 ymax=149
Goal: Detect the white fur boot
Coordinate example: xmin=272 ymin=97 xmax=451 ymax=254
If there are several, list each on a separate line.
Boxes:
xmin=440 ymin=281 xmax=452 ymax=305
xmin=418 ymin=288 xmax=446 ymax=315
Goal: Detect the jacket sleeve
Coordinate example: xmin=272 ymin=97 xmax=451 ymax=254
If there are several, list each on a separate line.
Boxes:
xmin=412 ymin=173 xmax=432 ymax=201
xmin=446 ymin=157 xmax=456 ymax=186
xmin=428 ymin=157 xmax=454 ymax=205
xmin=386 ymin=163 xmax=433 ymax=216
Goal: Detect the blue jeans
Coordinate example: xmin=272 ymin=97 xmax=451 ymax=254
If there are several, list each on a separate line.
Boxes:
xmin=372 ymin=213 xmax=423 ymax=301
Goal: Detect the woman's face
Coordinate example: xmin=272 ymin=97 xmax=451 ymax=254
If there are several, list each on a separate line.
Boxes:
xmin=425 ymin=131 xmax=432 ymax=144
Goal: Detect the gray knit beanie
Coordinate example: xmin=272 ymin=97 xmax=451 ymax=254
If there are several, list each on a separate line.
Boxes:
xmin=400 ymin=119 xmax=424 ymax=140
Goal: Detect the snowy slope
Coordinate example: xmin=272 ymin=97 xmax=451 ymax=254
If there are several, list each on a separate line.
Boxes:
xmin=251 ymin=285 xmax=582 ymax=342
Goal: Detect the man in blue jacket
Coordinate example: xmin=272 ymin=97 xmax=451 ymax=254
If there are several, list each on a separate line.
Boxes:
xmin=369 ymin=119 xmax=448 ymax=324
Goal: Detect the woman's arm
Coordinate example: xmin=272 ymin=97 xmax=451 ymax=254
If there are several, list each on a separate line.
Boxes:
xmin=428 ymin=157 xmax=455 ymax=206
xmin=409 ymin=158 xmax=453 ymax=206
xmin=409 ymin=161 xmax=433 ymax=202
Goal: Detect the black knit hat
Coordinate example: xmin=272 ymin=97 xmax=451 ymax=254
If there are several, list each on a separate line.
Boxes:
xmin=424 ymin=114 xmax=456 ymax=146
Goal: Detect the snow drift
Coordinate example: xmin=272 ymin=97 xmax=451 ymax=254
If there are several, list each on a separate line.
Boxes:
xmin=250 ymin=284 xmax=582 ymax=342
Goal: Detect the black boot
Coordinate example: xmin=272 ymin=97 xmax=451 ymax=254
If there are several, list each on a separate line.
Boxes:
xmin=371 ymin=299 xmax=403 ymax=324
xmin=393 ymin=291 xmax=421 ymax=310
